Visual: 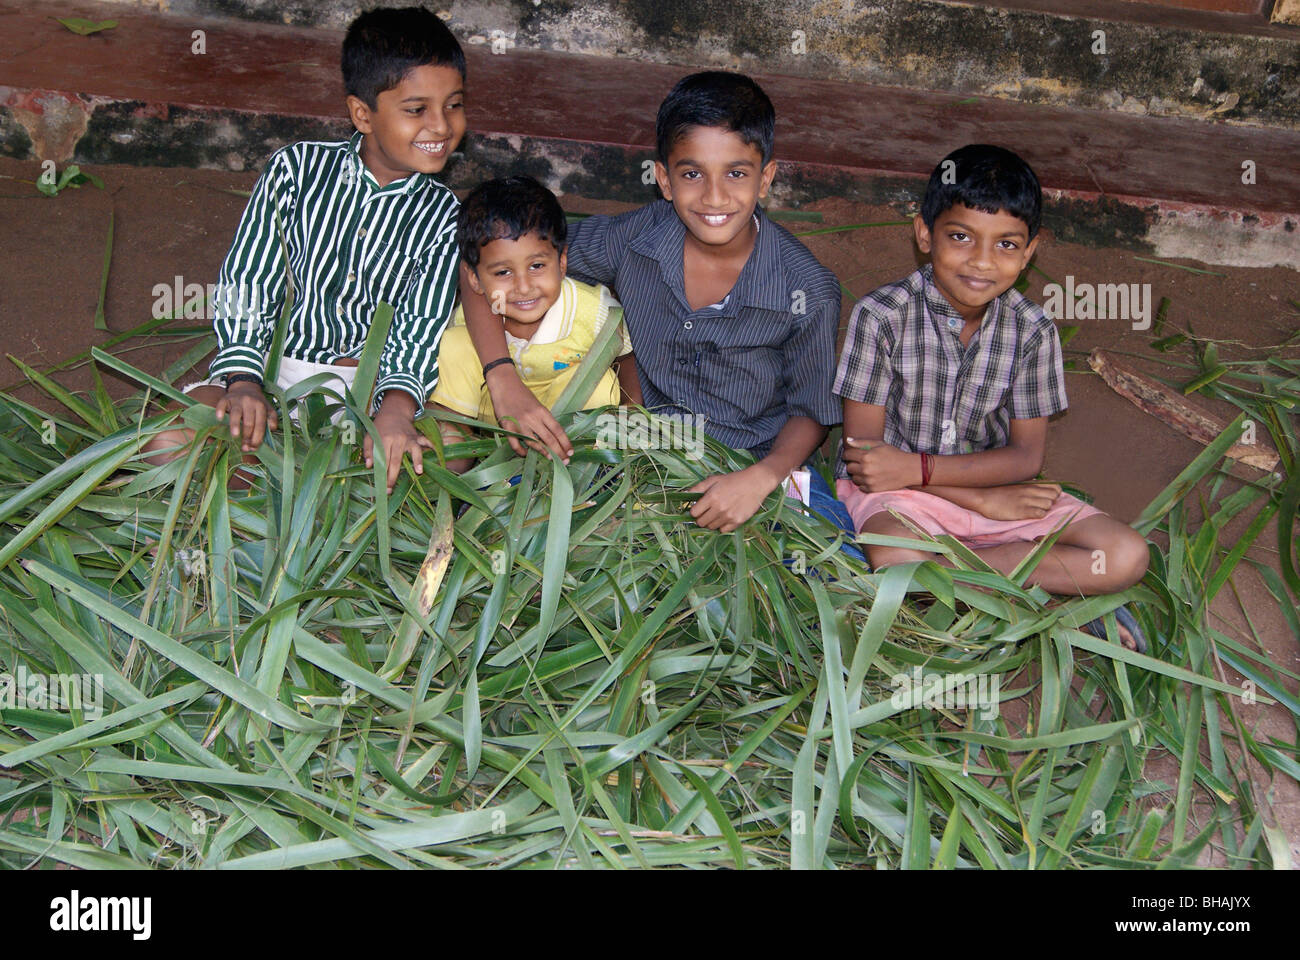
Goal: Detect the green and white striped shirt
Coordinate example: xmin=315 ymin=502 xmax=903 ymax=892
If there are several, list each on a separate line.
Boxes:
xmin=209 ymin=132 xmax=460 ymax=414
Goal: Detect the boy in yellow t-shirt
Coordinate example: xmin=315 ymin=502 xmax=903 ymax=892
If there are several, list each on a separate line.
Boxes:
xmin=431 ymin=176 xmax=641 ymax=472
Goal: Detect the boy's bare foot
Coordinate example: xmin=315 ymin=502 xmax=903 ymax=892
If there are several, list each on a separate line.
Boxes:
xmin=976 ymin=483 xmax=1062 ymax=521
xmin=487 ymin=367 xmax=572 ymax=462
xmin=142 ymin=384 xmax=227 ymax=466
xmin=141 ymin=384 xmax=262 ymax=489
xmin=1081 ymin=605 xmax=1148 ymax=654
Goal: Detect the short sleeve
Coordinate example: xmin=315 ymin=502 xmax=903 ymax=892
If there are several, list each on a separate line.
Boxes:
xmin=1008 ymin=323 xmax=1068 ymax=419
xmin=564 ymin=215 xmax=620 ymax=288
xmin=428 ymin=325 xmax=487 ymax=419
xmin=832 ymin=299 xmax=894 ymax=406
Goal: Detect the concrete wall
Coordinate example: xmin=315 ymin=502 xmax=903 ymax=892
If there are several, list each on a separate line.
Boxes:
xmin=1123 ymin=0 xmax=1269 ymax=12
xmin=96 ymin=0 xmax=1300 ymax=128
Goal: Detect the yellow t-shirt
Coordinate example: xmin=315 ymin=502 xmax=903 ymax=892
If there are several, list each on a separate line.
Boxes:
xmin=430 ymin=277 xmax=633 ymax=425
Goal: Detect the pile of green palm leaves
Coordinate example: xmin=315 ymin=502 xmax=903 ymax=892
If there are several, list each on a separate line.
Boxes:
xmin=0 ymin=311 xmax=1296 ymax=869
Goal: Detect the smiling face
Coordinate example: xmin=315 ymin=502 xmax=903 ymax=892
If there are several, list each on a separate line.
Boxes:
xmin=465 ymin=230 xmax=567 ymax=339
xmin=654 ymin=125 xmax=777 ymax=256
xmin=346 ymin=63 xmax=466 ymax=186
xmin=915 ymin=203 xmax=1040 ymax=324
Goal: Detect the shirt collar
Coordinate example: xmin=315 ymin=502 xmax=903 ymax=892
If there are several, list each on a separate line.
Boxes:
xmin=629 ymin=201 xmax=787 ymax=314
xmin=346 ymin=131 xmax=431 ymax=196
xmin=920 ymin=263 xmax=1006 ymax=333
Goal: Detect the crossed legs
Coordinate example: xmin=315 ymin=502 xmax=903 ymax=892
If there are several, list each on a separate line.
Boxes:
xmin=861 ymin=510 xmax=1150 ymax=647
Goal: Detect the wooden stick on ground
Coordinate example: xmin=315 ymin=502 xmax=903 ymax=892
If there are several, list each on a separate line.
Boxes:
xmin=1087 ymin=348 xmax=1280 ymax=472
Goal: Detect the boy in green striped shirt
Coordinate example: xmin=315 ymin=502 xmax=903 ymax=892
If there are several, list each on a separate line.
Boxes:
xmin=148 ymin=7 xmax=466 ymax=493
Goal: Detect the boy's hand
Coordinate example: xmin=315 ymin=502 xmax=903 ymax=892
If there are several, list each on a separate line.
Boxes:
xmin=976 ymin=482 xmax=1062 ymax=521
xmin=214 ymin=380 xmax=278 ymax=453
xmin=364 ymin=391 xmax=432 ymax=494
xmin=843 ymin=438 xmax=921 ymax=492
xmin=488 ymin=366 xmax=572 ymax=464
xmin=687 ymin=464 xmax=781 ymax=533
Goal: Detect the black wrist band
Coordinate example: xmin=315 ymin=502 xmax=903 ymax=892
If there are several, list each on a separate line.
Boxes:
xmin=482 ymin=357 xmax=515 ymax=377
xmin=225 ymin=373 xmax=263 ymax=388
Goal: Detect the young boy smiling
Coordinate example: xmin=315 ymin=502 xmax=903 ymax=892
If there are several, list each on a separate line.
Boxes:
xmin=147 ymin=6 xmax=466 ymax=493
xmin=459 ymin=72 xmax=850 ymax=535
xmin=836 ymin=145 xmax=1151 ymax=650
xmin=430 ymin=176 xmax=640 ymax=472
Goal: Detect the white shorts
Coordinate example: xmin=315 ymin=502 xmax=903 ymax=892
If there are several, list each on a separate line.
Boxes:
xmin=183 ymin=356 xmax=360 ymax=424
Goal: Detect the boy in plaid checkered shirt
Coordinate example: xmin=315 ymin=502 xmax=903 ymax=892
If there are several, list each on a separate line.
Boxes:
xmin=834 ymin=145 xmax=1151 ymax=652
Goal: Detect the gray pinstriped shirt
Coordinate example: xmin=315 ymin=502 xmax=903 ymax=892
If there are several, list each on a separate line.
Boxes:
xmin=832 ymin=264 xmax=1068 ymax=477
xmin=208 ymin=132 xmax=460 ymax=414
xmin=565 ymin=200 xmax=841 ymax=458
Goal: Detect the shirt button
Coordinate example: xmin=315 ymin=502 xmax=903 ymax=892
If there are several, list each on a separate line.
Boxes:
xmin=678 ymin=358 xmax=687 ymax=365
xmin=683 ymin=321 xmax=693 ymax=330
xmin=336 ymin=304 xmax=344 ymax=315
xmin=358 ymin=228 xmax=368 ymax=238
xmin=347 ymin=272 xmax=356 ymax=283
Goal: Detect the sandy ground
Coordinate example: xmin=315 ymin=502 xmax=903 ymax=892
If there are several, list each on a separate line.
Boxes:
xmin=0 ymin=155 xmax=1297 ymax=864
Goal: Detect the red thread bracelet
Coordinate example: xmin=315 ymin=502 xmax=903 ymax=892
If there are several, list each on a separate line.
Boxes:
xmin=920 ymin=452 xmax=933 ymax=487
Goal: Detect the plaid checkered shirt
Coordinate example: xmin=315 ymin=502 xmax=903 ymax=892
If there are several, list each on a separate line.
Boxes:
xmin=832 ymin=264 xmax=1067 ymax=477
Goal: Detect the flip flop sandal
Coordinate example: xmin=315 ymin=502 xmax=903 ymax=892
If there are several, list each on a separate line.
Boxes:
xmin=1082 ymin=604 xmax=1148 ymax=655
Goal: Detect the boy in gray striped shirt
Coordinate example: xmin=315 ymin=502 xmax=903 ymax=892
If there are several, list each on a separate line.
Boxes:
xmin=147 ymin=7 xmax=465 ymax=494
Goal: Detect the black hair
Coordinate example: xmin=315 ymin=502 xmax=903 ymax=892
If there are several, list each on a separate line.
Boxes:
xmin=456 ymin=176 xmax=567 ymax=269
xmin=920 ymin=144 xmax=1042 ymax=239
xmin=655 ymin=71 xmax=775 ymax=166
xmin=342 ymin=6 xmax=466 ymax=109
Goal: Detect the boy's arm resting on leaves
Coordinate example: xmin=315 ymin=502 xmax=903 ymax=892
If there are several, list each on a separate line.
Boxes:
xmin=758 ymin=416 xmax=828 ymax=484
xmin=367 ymin=391 xmax=426 ymax=495
xmin=690 ymin=279 xmax=839 ymax=533
xmin=759 ymin=279 xmax=841 ymax=485
xmin=688 ymin=416 xmax=827 ymax=534
xmin=365 ymin=225 xmax=459 ymax=493
xmin=459 ymin=261 xmax=572 ymax=462
xmin=208 ymin=148 xmax=296 ymax=450
xmin=217 ymin=381 xmax=279 ymax=454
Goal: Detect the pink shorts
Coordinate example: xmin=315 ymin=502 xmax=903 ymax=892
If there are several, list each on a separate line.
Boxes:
xmin=835 ymin=480 xmax=1102 ymax=549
